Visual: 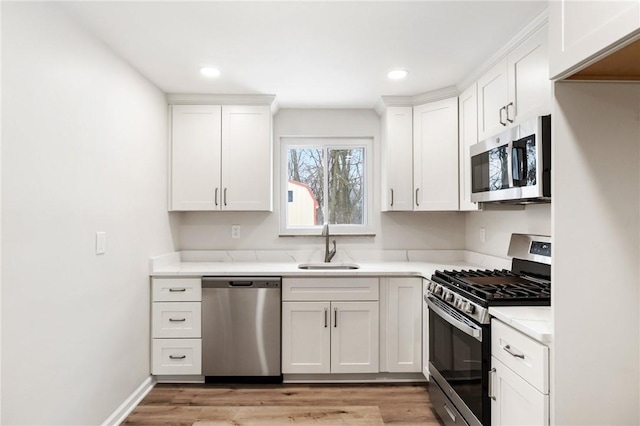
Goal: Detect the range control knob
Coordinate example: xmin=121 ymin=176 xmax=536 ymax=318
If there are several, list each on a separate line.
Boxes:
xmin=435 ymin=285 xmax=443 ymax=296
xmin=445 ymin=292 xmax=454 ymax=302
xmin=465 ymin=303 xmax=476 ymax=315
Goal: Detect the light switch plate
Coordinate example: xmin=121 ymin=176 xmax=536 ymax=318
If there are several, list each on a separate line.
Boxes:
xmin=96 ymin=232 xmax=106 ymax=254
xmin=479 ymin=228 xmax=486 ymax=244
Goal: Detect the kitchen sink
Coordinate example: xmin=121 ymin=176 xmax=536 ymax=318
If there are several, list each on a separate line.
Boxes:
xmin=297 ymin=263 xmax=360 ymax=270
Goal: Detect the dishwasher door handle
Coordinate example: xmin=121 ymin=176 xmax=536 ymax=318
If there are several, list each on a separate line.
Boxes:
xmin=229 ymin=281 xmax=253 ymax=287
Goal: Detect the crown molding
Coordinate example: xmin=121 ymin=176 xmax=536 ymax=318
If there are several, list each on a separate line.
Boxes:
xmin=166 ymin=93 xmax=277 ymax=111
xmin=457 ymin=8 xmax=549 ymax=92
xmin=375 ymin=85 xmax=460 ymax=115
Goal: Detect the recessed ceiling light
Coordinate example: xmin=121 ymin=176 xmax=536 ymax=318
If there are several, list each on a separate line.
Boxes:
xmin=388 ymin=69 xmax=408 ymax=80
xmin=200 ymin=67 xmax=221 ymax=78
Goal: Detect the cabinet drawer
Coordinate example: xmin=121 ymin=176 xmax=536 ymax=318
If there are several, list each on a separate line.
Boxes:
xmin=152 ymin=339 xmax=202 ymax=375
xmin=492 ymin=319 xmax=549 ymax=394
xmin=152 ymin=302 xmax=201 ymax=338
xmin=152 ymin=278 xmax=201 ymax=302
xmin=282 ymin=278 xmax=379 ymax=301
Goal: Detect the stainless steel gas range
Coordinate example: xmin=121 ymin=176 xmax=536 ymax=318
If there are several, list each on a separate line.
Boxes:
xmin=425 ymin=234 xmax=551 ymax=426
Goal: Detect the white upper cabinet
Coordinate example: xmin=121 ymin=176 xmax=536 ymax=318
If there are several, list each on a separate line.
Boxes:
xmin=413 ymin=97 xmax=459 ymax=211
xmin=381 ymin=107 xmax=414 ymax=211
xmin=477 ymin=60 xmax=509 ymax=141
xmin=458 ymin=83 xmax=480 ymax=211
xmin=171 ymin=105 xmax=222 ymax=211
xmin=170 ymin=104 xmax=272 ymax=211
xmin=221 ymin=105 xmax=272 ymax=211
xmin=478 ymin=25 xmax=550 ymax=141
xmin=549 ymin=0 xmax=640 ymax=80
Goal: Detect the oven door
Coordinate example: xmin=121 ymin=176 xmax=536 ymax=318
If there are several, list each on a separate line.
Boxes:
xmin=426 ymin=296 xmax=488 ymax=426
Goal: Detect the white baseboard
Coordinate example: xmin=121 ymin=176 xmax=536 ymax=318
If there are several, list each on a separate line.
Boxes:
xmin=102 ymin=375 xmax=156 ymax=426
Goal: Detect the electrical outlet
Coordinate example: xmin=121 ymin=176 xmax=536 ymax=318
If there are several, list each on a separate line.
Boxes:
xmin=231 ymin=225 xmax=241 ymax=239
xmin=480 ymin=228 xmax=486 ymax=244
xmin=96 ymin=232 xmax=106 ymax=254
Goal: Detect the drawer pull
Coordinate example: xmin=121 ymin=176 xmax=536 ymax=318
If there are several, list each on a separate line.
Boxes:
xmin=169 ymin=318 xmax=186 ymax=322
xmin=443 ymin=403 xmax=457 ymax=422
xmin=488 ymin=367 xmax=496 ymax=400
xmin=169 ymin=288 xmax=187 ymax=292
xmin=504 ymin=344 xmax=525 ymax=359
xmin=169 ymin=355 xmax=186 ymax=360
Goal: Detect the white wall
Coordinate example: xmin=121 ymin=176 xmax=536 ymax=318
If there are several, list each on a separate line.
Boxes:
xmin=552 ymin=82 xmax=640 ymax=425
xmin=464 ymin=204 xmax=551 ymax=258
xmin=177 ymin=108 xmax=466 ymax=252
xmin=2 ymin=3 xmax=176 ymax=424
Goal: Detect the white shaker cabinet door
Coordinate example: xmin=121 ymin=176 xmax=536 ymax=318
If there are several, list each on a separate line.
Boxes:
xmin=221 ymin=105 xmax=273 ymax=211
xmin=491 ymin=356 xmax=549 ymax=426
xmin=281 ymin=301 xmax=331 ymax=374
xmin=477 ymin=59 xmax=509 ymax=142
xmin=170 ymin=105 xmax=222 ymax=211
xmin=507 ymin=25 xmax=551 ymax=125
xmin=549 ymin=0 xmax=640 ymax=79
xmin=458 ymin=83 xmax=480 ymax=211
xmin=330 ymin=301 xmax=379 ymax=374
xmin=413 ymin=97 xmax=459 ymax=211
xmin=385 ymin=278 xmax=422 ymax=373
xmin=381 ymin=106 xmax=414 ymax=211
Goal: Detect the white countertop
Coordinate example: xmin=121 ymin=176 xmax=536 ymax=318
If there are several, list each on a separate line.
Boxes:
xmin=149 ymin=251 xmax=553 ymax=343
xmin=489 ymin=306 xmax=553 ymax=344
xmin=150 ymin=260 xmax=482 ymax=278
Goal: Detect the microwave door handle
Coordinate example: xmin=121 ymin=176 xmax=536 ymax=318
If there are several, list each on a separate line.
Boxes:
xmin=425 ymin=296 xmax=482 ymax=341
xmin=512 ymin=144 xmax=527 ymax=186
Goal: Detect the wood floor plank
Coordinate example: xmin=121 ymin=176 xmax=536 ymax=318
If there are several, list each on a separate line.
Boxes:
xmin=123 ymin=383 xmax=443 ymax=425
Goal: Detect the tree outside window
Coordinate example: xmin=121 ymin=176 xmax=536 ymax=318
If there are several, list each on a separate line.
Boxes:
xmin=284 ymin=138 xmax=368 ymax=231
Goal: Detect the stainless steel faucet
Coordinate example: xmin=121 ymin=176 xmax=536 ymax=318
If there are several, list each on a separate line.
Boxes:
xmin=321 ymin=222 xmax=336 ymax=263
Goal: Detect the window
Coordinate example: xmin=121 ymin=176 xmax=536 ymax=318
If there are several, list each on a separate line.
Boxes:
xmin=280 ymin=137 xmax=373 ymax=235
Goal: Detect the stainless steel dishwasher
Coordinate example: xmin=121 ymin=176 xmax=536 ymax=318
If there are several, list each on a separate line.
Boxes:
xmin=201 ymin=276 xmax=281 ymax=382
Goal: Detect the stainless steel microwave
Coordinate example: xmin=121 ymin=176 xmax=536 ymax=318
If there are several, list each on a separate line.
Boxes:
xmin=470 ymin=115 xmax=551 ymax=204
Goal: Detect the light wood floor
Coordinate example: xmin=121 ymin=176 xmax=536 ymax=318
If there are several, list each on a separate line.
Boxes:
xmin=123 ymin=382 xmax=444 ymax=425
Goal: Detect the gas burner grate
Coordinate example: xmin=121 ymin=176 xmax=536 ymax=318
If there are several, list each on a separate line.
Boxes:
xmin=434 ymin=269 xmax=551 ymax=303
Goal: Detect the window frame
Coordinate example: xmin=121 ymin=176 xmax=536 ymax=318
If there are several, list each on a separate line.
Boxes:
xmin=279 ymin=136 xmax=374 ymax=236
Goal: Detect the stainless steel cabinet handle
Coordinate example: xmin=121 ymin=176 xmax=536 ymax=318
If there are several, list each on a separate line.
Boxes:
xmin=169 ymin=288 xmax=186 ymax=292
xmin=415 ymin=188 xmax=420 ymax=207
xmin=504 ymin=344 xmax=525 ymax=359
xmin=169 ymin=318 xmax=186 ymax=322
xmin=443 ymin=403 xmax=457 ymax=422
xmin=488 ymin=367 xmax=496 ymax=400
xmin=390 ymin=188 xmax=394 ymax=207
xmin=499 ymin=106 xmax=507 ymax=126
xmin=324 ymin=308 xmax=328 ymax=328
xmin=334 ymin=307 xmax=338 ymax=327
xmin=224 ymin=188 xmax=228 ymax=206
xmin=169 ymin=355 xmax=186 ymax=360
xmin=215 ymin=188 xmax=219 ymax=206
xmin=506 ymin=102 xmax=514 ymax=123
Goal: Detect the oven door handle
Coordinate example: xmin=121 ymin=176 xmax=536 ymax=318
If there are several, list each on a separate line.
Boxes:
xmin=425 ymin=295 xmax=482 ymax=341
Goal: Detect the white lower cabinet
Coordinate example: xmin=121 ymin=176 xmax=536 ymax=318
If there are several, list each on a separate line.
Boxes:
xmin=491 ymin=356 xmax=548 ymax=426
xmin=151 ymin=278 xmax=202 ymax=376
xmin=422 ymin=278 xmax=429 ymax=379
xmin=152 ymin=339 xmax=202 ymax=376
xmin=490 ymin=319 xmax=549 ymax=426
xmin=281 ymin=278 xmax=379 ymax=375
xmin=380 ymin=277 xmax=422 ymax=373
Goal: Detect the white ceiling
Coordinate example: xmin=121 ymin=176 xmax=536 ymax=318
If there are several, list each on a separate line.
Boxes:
xmin=61 ymin=1 xmax=548 ymax=109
